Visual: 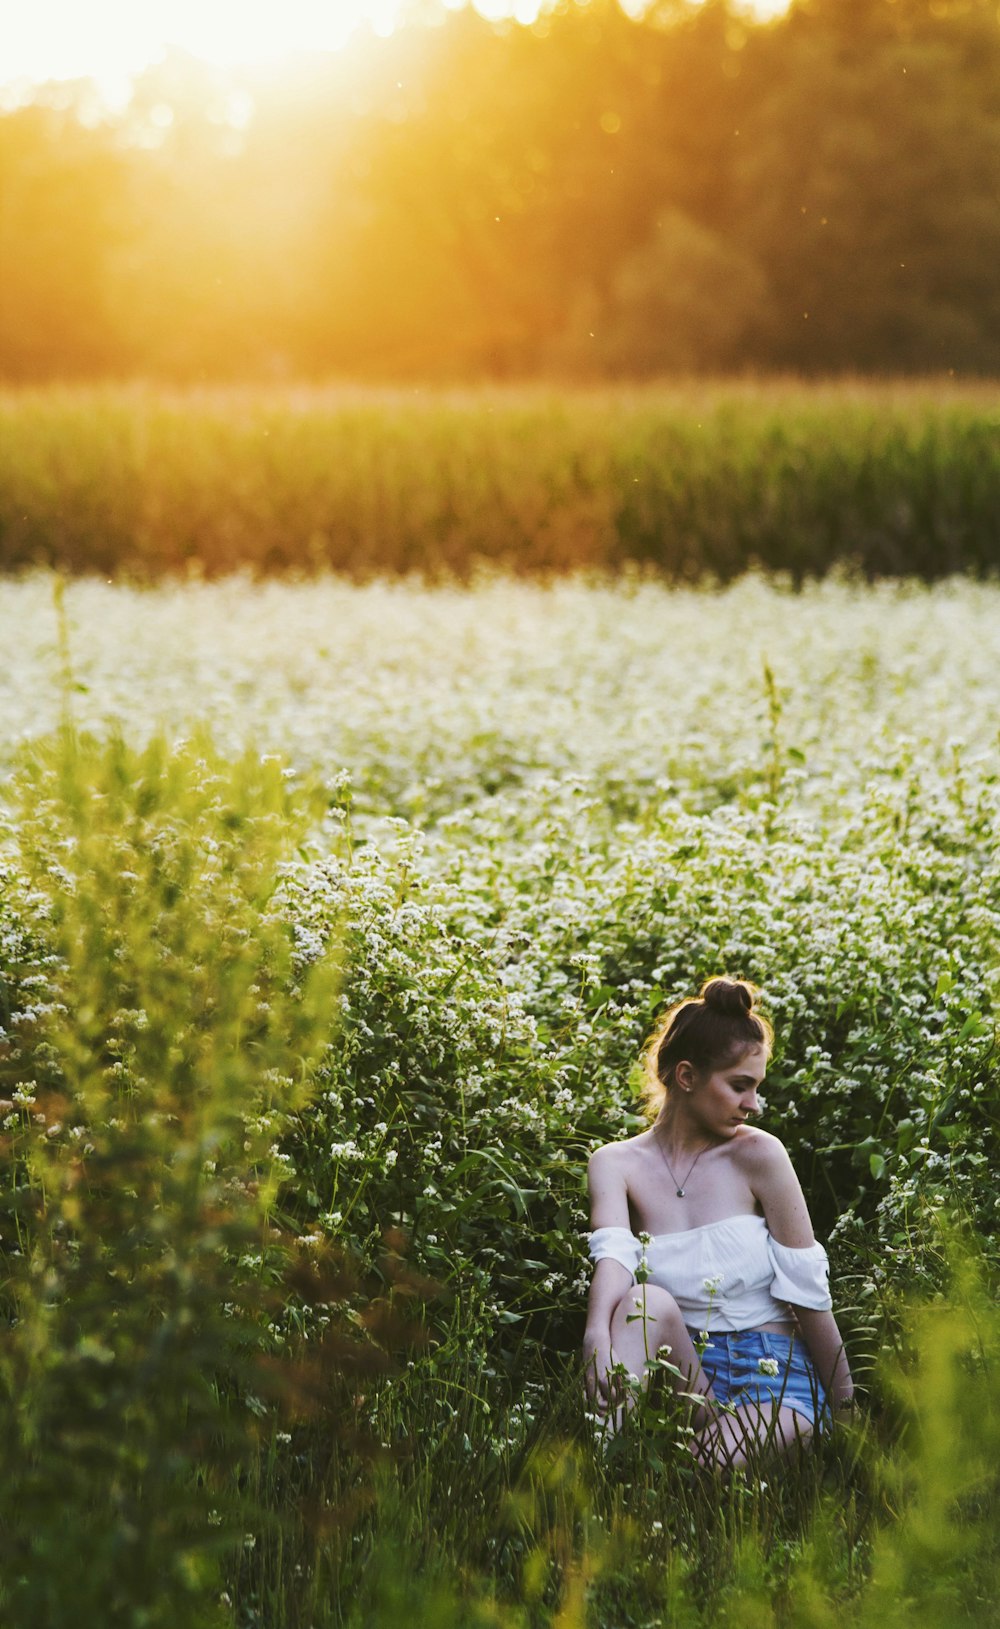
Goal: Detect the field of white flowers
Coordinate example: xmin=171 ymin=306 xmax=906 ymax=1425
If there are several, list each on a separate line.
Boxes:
xmin=2 ymin=571 xmax=999 ymax=1628
xmin=4 ymin=572 xmax=1000 ymax=803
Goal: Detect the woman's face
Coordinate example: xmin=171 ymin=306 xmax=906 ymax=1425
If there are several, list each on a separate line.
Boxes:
xmin=679 ymin=1043 xmax=768 ymax=1136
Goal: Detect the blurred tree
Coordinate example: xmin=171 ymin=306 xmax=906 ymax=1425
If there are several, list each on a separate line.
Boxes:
xmin=0 ymin=101 xmax=131 ymax=378
xmin=552 ymin=207 xmax=772 ymax=375
xmin=108 ymin=52 xmax=323 ymax=379
xmin=0 ymin=0 xmax=998 ymax=379
xmin=731 ymin=0 xmax=1000 ymax=372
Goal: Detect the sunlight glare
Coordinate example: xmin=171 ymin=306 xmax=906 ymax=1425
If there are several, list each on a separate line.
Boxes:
xmin=0 ymin=0 xmax=793 ymax=97
xmin=0 ymin=0 xmax=409 ymax=88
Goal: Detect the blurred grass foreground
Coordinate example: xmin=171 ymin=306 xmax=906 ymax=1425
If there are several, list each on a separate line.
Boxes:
xmin=2 ymin=381 xmax=999 ymax=581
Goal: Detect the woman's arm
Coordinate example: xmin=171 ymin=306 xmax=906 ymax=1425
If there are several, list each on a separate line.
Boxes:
xmin=582 ymin=1145 xmax=632 ymax=1412
xmin=746 ymin=1130 xmax=855 ymax=1416
xmin=794 ymin=1307 xmax=854 ymax=1416
xmin=583 ymin=1259 xmax=633 ymax=1408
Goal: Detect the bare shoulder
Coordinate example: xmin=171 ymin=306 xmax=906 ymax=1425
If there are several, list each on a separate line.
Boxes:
xmin=732 ymin=1128 xmax=816 ymax=1245
xmin=588 ymin=1133 xmax=645 ymax=1171
xmin=587 ymin=1136 xmax=638 ymax=1193
xmin=587 ymin=1136 xmax=641 ymax=1229
xmin=730 ymin=1126 xmax=793 ymax=1172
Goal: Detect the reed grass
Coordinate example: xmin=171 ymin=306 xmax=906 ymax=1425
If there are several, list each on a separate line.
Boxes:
xmin=1 ymin=380 xmax=998 ymax=581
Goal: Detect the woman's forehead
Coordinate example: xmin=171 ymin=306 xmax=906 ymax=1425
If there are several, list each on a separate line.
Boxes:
xmin=721 ymin=1042 xmax=768 ymax=1074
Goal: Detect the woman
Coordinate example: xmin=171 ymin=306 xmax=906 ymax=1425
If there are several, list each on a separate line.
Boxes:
xmin=582 ymin=977 xmax=853 ymax=1470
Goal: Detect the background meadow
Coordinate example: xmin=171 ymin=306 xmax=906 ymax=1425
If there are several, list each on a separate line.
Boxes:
xmin=2 ymin=559 xmax=999 ymax=1625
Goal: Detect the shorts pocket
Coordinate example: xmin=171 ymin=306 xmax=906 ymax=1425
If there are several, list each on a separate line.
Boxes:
xmin=753 ymin=1332 xmax=798 ymax=1409
xmin=756 ymin=1331 xmax=785 ymax=1371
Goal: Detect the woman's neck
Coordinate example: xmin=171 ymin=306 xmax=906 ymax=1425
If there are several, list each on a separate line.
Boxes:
xmin=653 ymin=1103 xmax=717 ymax=1159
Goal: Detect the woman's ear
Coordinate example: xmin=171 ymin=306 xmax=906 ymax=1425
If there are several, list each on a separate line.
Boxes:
xmin=674 ymin=1059 xmax=698 ymax=1094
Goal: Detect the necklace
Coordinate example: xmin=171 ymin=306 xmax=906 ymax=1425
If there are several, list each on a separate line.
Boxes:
xmin=653 ymin=1130 xmax=710 ymax=1198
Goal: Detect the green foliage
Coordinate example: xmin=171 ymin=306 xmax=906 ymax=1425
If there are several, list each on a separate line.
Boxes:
xmin=268 ymin=757 xmax=1000 ymax=1384
xmin=319 ymin=1252 xmax=1000 ymax=1629
xmin=555 ymin=210 xmax=772 ymax=377
xmin=0 ymin=729 xmax=344 ymax=1627
xmin=2 ymin=383 xmax=1000 ymax=579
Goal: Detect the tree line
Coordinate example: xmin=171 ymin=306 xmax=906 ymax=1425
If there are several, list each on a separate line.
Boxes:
xmin=2 ymin=0 xmax=999 ymax=382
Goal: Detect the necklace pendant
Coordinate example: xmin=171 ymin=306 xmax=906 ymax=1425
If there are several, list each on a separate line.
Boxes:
xmin=676 ymin=1187 xmax=685 ymax=1197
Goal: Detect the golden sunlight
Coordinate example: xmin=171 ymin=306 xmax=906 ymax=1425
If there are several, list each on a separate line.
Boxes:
xmin=2 ymin=1 xmax=791 ymax=98
xmin=2 ymin=0 xmax=409 ymax=88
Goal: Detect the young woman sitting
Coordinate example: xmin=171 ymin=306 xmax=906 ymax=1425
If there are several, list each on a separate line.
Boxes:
xmin=582 ymin=977 xmax=854 ymax=1470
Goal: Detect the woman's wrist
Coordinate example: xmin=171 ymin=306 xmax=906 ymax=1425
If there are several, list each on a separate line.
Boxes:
xmin=834 ymin=1365 xmax=854 ymax=1402
xmin=583 ymin=1324 xmax=611 ymax=1351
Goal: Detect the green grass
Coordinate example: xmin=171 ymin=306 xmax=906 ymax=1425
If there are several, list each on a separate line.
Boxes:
xmin=1 ymin=573 xmax=999 ymax=1625
xmin=1 ymin=380 xmax=999 ymax=580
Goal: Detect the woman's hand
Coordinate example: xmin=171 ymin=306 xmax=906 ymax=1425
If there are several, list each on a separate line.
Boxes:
xmin=832 ymin=1389 xmax=857 ymax=1425
xmin=582 ymin=1327 xmax=616 ymax=1417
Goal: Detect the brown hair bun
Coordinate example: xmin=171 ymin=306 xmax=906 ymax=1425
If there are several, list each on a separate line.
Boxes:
xmin=701 ymin=977 xmax=755 ymax=1018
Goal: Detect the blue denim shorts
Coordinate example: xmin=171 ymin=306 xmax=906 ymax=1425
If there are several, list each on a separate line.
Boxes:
xmin=687 ymin=1327 xmax=830 ymax=1428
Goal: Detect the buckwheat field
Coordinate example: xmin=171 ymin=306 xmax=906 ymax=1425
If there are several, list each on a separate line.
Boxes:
xmin=2 ymin=568 xmax=999 ymax=1627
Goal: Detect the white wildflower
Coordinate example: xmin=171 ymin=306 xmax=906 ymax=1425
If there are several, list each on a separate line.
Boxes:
xmin=329 ymin=1140 xmax=362 ymax=1161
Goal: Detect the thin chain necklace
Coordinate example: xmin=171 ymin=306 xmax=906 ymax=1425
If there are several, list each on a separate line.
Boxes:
xmin=654 ymin=1128 xmax=710 ymax=1198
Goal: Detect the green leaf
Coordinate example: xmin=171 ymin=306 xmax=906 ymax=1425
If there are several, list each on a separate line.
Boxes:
xmin=869 ymin=1152 xmax=886 ymax=1180
xmin=958 ymin=1011 xmax=985 ymax=1041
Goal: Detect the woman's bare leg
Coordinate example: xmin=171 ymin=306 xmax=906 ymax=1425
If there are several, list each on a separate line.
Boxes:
xmin=605 ymin=1285 xmax=717 ymax=1431
xmin=689 ymin=1401 xmax=813 ymax=1472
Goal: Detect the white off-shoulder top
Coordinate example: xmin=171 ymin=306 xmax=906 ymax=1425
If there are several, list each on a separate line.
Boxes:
xmin=588 ymin=1214 xmax=832 ymax=1332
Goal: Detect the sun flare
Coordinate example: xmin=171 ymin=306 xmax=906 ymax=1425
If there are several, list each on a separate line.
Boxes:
xmin=1 ymin=0 xmax=416 ymax=90
xmin=2 ymin=1 xmax=791 ymax=99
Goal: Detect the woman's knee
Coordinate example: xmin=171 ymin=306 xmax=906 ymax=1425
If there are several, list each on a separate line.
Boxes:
xmin=612 ymin=1283 xmax=684 ymax=1331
